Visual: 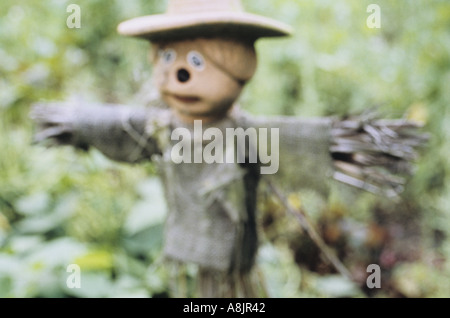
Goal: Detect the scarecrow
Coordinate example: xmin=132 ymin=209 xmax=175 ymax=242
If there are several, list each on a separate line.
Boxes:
xmin=30 ymin=0 xmax=427 ymax=297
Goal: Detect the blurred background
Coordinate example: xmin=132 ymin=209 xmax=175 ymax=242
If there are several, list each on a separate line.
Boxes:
xmin=0 ymin=0 xmax=449 ymax=297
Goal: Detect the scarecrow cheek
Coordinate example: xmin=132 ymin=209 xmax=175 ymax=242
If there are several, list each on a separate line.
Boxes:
xmin=153 ymin=63 xmax=168 ymax=87
xmin=196 ymin=68 xmax=243 ymax=108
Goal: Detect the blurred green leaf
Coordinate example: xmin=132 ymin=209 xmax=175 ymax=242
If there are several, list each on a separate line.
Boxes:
xmin=9 ymin=235 xmax=44 ymax=254
xmin=315 ymin=275 xmax=362 ymax=298
xmin=124 ymin=177 xmax=167 ymax=235
xmin=0 ymin=276 xmax=13 ymax=298
xmin=16 ymin=194 xmax=77 ymax=234
xmin=122 ymin=224 xmax=164 ymax=256
xmin=14 ymin=192 xmax=50 ymax=216
xmin=25 ymin=238 xmax=87 ymax=268
xmin=64 ymin=272 xmax=114 ymax=298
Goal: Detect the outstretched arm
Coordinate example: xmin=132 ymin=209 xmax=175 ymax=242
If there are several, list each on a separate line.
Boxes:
xmin=237 ymin=111 xmax=428 ymax=198
xmin=30 ymin=102 xmax=162 ymax=163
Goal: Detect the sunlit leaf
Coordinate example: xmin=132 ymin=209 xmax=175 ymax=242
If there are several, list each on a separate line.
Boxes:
xmin=74 ymin=250 xmax=114 ymax=271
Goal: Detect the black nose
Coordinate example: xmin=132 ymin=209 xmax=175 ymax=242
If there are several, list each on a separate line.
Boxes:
xmin=177 ymin=68 xmax=190 ymax=83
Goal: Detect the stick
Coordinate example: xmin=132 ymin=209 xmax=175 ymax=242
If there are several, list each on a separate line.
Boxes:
xmin=265 ymin=179 xmax=354 ymax=282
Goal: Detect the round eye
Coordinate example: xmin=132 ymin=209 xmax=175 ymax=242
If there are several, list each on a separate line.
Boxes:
xmin=159 ymin=49 xmax=176 ymax=65
xmin=187 ymin=51 xmax=205 ymax=70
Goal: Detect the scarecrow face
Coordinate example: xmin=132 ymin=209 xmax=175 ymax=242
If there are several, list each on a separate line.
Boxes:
xmin=151 ymin=38 xmax=257 ymax=123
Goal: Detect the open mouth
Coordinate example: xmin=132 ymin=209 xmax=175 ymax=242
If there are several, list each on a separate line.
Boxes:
xmin=172 ymin=94 xmax=200 ymax=104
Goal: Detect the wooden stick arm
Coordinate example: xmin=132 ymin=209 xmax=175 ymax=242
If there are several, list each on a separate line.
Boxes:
xmin=30 ymin=102 xmax=159 ymax=163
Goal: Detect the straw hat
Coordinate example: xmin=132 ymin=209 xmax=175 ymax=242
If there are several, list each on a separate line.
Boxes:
xmin=117 ymin=0 xmax=293 ymax=42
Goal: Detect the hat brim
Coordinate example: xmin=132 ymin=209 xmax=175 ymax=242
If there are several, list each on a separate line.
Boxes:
xmin=117 ymin=12 xmax=293 ymax=42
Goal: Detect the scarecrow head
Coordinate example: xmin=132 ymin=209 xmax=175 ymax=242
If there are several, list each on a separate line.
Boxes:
xmin=118 ymin=0 xmax=292 ymax=123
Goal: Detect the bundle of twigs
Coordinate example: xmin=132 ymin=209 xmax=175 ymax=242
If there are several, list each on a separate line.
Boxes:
xmin=330 ymin=113 xmax=429 ymax=198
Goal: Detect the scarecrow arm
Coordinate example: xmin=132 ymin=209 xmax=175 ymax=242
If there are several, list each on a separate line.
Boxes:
xmin=30 ymin=102 xmax=159 ymax=163
xmin=239 ymin=111 xmax=428 ymax=197
xmin=239 ymin=113 xmax=334 ymax=195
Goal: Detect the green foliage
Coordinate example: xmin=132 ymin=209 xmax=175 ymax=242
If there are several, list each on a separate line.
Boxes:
xmin=1 ymin=0 xmax=449 ymax=297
